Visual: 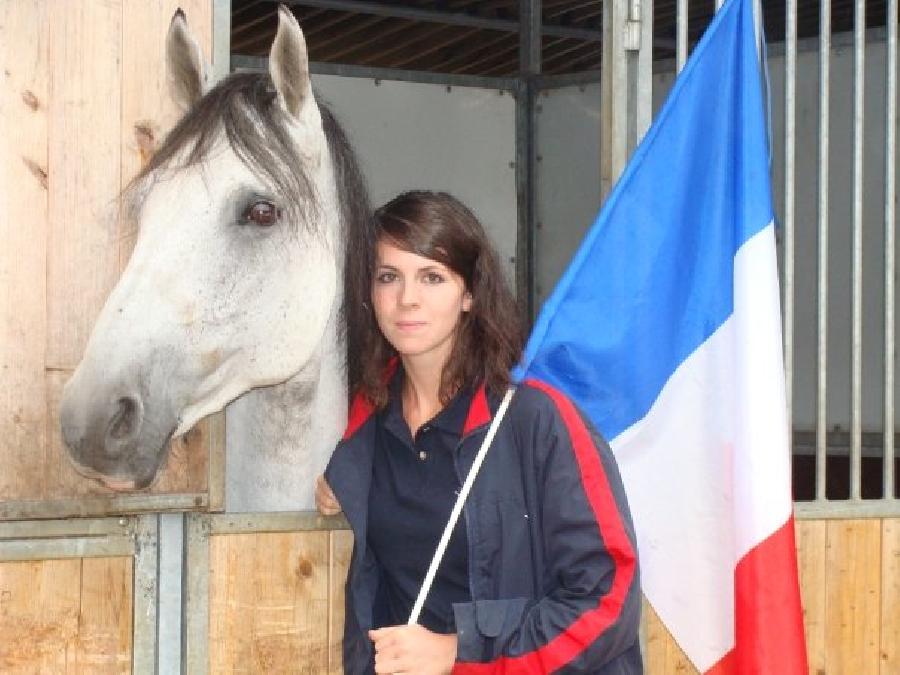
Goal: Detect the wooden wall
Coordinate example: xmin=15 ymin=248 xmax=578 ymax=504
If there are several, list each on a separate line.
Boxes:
xmin=0 ymin=0 xmax=215 ymax=514
xmin=200 ymin=518 xmax=899 ymax=673
xmin=207 ymin=529 xmax=352 ymax=674
xmin=643 ymin=517 xmax=900 ymax=675
xmin=0 ymin=557 xmax=133 ymax=672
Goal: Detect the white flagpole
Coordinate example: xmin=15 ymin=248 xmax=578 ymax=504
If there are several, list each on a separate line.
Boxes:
xmin=407 ymin=385 xmax=517 ymax=625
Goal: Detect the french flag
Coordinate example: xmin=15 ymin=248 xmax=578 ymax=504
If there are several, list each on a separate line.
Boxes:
xmin=514 ymin=0 xmax=808 ymax=671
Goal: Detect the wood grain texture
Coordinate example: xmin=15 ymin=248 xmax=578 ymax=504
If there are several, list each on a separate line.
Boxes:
xmin=796 ymin=518 xmax=826 ymax=675
xmin=74 ymin=557 xmax=133 ymax=671
xmin=0 ymin=557 xmax=132 ymax=673
xmin=825 ymin=519 xmax=882 ymax=675
xmin=0 ymin=0 xmax=50 ymax=502
xmin=46 ymin=0 xmax=123 ymax=370
xmin=209 ymin=531 xmax=331 ymax=673
xmin=882 ymin=518 xmax=900 ymax=675
xmin=328 ymin=529 xmax=353 ymax=674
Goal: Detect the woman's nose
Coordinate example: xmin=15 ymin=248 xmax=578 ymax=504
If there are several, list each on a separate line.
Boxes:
xmin=399 ymin=280 xmax=420 ymax=307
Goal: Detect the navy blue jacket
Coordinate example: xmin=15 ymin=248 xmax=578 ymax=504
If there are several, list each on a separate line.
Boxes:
xmin=325 ymin=376 xmax=643 ymax=674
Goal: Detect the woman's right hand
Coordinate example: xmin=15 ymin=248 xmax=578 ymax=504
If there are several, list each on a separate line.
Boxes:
xmin=315 ymin=475 xmax=342 ymax=515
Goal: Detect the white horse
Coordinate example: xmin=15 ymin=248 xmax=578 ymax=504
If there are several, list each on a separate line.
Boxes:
xmin=59 ymin=7 xmax=371 ymax=511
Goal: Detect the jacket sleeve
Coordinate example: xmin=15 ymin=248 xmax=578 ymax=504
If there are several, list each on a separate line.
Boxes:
xmin=451 ymin=380 xmax=642 ymax=674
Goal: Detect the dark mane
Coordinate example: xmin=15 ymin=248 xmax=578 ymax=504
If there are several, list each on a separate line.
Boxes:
xmin=319 ymin=101 xmax=373 ymax=392
xmin=137 ymin=72 xmax=319 ymax=226
xmin=135 ymin=71 xmax=373 ymax=392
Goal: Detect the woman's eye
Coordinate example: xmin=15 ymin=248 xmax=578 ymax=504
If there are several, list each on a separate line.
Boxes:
xmin=376 ymin=272 xmax=397 ymax=283
xmin=244 ymin=201 xmax=280 ymax=226
xmin=424 ymin=272 xmax=444 ymax=284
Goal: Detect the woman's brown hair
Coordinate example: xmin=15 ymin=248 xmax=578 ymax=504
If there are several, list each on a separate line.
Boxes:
xmin=355 ymin=191 xmax=524 ymax=408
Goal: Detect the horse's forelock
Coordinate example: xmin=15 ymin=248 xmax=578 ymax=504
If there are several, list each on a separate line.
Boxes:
xmin=126 ymin=72 xmax=320 ymax=231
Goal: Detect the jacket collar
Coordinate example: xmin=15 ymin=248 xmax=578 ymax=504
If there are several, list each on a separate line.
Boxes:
xmin=341 ymin=360 xmax=493 ymax=441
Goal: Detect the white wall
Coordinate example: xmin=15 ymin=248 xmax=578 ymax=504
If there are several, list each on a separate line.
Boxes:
xmin=535 ymin=34 xmax=899 ymax=433
xmin=312 ymin=75 xmax=518 ymax=283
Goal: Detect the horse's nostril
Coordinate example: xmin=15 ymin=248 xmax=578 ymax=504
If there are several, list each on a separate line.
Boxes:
xmin=108 ymin=396 xmax=140 ymax=441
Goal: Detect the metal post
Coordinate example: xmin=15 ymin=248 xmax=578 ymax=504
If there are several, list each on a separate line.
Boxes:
xmin=132 ymin=515 xmax=160 ymax=674
xmin=212 ymin=0 xmax=232 ymax=80
xmin=885 ymin=0 xmax=898 ymax=500
xmin=676 ymin=0 xmax=687 ymax=72
xmin=784 ymin=0 xmax=797 ymax=446
xmin=516 ymin=0 xmax=540 ymax=322
xmin=158 ymin=513 xmax=185 ymax=674
xmin=851 ymin=0 xmax=866 ymax=500
xmin=184 ymin=514 xmax=211 ymax=673
xmin=816 ymin=0 xmax=831 ymax=501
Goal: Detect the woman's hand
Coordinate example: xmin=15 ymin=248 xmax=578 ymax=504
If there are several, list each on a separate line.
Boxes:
xmin=369 ymin=624 xmax=457 ymax=675
xmin=315 ymin=475 xmax=342 ymax=515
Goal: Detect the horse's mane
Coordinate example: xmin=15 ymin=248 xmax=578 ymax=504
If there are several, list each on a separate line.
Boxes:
xmin=131 ymin=72 xmax=373 ymax=392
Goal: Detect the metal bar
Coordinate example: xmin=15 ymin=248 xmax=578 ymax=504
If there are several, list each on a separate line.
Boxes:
xmin=206 ymin=411 xmax=226 ymax=512
xmin=815 ymin=0 xmax=831 ymax=502
xmin=795 ymin=500 xmax=900 ymax=520
xmin=132 ymin=515 xmax=159 ymax=674
xmin=282 ymin=0 xmax=603 ymax=42
xmin=158 ymin=514 xmax=184 ymax=675
xmin=184 ymin=514 xmax=211 ymax=674
xmin=0 ymin=535 xmax=135 ymax=561
xmin=850 ymin=0 xmax=866 ymax=501
xmin=212 ymin=0 xmax=232 ymax=84
xmin=887 ymin=0 xmax=898 ymax=502
xmin=676 ymin=0 xmax=687 ymax=71
xmin=207 ymin=511 xmax=349 ymax=535
xmin=232 ymin=54 xmax=518 ymax=90
xmin=784 ymin=0 xmax=797 ymax=446
xmin=0 ymin=493 xmax=210 ymax=521
xmin=516 ymin=0 xmax=540 ymax=322
xmin=634 ymin=0 xmax=652 ymax=144
xmin=0 ymin=517 xmax=129 ymax=539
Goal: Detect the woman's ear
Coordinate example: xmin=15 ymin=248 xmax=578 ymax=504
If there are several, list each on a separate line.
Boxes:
xmin=462 ymin=291 xmax=473 ymax=312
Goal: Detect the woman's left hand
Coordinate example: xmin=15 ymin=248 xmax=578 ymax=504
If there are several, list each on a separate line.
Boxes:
xmin=369 ymin=624 xmax=457 ymax=675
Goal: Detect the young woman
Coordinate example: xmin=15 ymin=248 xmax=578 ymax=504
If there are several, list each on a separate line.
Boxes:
xmin=318 ymin=191 xmax=642 ymax=674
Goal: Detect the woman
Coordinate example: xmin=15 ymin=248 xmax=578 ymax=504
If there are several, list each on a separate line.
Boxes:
xmin=318 ymin=191 xmax=642 ymax=674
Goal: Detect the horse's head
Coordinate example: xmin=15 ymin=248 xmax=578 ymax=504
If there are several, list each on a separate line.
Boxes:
xmin=60 ymin=8 xmax=341 ymax=489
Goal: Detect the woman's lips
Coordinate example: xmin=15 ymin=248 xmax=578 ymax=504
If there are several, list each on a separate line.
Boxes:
xmin=396 ymin=321 xmax=426 ymax=331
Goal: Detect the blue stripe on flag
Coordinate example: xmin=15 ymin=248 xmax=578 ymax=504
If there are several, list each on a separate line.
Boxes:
xmin=515 ymin=0 xmax=773 ymax=440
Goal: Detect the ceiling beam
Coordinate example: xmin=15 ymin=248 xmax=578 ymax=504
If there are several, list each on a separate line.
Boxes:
xmin=281 ymin=0 xmax=603 ymax=42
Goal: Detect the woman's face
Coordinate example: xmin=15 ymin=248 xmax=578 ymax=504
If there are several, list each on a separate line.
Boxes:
xmin=371 ymin=239 xmax=472 ymax=362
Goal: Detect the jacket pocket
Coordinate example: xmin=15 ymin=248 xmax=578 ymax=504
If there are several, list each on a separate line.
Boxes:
xmin=453 ymin=597 xmax=529 ymax=662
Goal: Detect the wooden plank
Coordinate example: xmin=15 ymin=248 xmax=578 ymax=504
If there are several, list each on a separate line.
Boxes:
xmin=639 ymin=598 xmax=697 ymax=674
xmin=0 ymin=558 xmax=81 ymax=671
xmin=641 ymin=598 xmax=672 ymax=675
xmin=825 ymin=519 xmax=882 ymax=675
xmin=882 ymin=518 xmax=900 ymax=675
xmin=328 ymin=529 xmax=353 ymax=674
xmin=796 ymin=518 xmax=827 ymax=675
xmin=74 ymin=557 xmax=133 ymax=672
xmin=46 ymin=0 xmax=123 ymax=370
xmin=0 ymin=0 xmax=50 ymax=502
xmin=209 ymin=531 xmax=331 ymax=673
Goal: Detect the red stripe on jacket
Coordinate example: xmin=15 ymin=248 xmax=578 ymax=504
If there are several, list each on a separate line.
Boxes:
xmin=453 ymin=379 xmax=637 ymax=674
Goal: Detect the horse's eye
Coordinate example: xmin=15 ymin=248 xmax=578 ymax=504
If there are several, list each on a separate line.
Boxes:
xmin=244 ymin=201 xmax=280 ymax=226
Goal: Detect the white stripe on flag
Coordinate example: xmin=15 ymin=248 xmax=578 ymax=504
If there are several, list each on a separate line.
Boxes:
xmin=611 ymin=223 xmax=792 ymax=671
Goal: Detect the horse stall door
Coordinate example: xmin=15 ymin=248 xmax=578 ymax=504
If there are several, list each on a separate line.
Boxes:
xmin=184 ymin=513 xmax=352 ymax=673
xmin=0 ymin=0 xmax=223 ymax=520
xmin=0 ymin=517 xmax=157 ymax=673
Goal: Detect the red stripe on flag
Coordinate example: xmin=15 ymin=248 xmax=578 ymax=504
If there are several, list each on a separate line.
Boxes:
xmin=704 ymin=517 xmax=808 ymax=675
xmin=452 ymin=379 xmax=637 ymax=674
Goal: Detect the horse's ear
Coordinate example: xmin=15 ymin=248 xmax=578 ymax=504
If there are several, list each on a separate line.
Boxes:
xmin=269 ymin=6 xmax=313 ymax=121
xmin=166 ymin=8 xmax=210 ymax=111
